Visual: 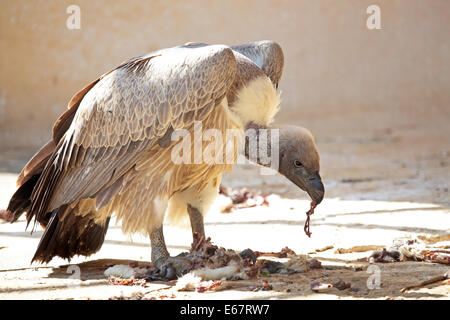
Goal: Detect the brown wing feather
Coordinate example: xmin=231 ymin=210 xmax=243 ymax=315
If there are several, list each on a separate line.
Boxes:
xmin=28 ymin=44 xmax=237 ymax=227
xmin=16 ymin=140 xmax=55 ymax=187
xmin=231 ymin=40 xmax=284 ymax=88
xmin=52 ymin=79 xmax=101 ymax=144
xmin=52 ymin=55 xmax=149 ymax=144
xmin=17 ymin=58 xmax=135 ymax=189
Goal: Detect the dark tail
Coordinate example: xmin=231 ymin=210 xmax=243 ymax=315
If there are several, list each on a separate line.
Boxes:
xmin=2 ymin=140 xmax=55 ymax=224
xmin=4 ymin=176 xmax=110 ymax=263
xmin=2 ymin=139 xmax=110 ymax=264
xmin=4 ymin=174 xmax=40 ymax=223
xmin=32 ymin=206 xmax=110 ymax=263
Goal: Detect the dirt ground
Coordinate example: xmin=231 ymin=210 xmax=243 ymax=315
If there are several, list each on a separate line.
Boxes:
xmin=0 ymin=110 xmax=449 ymax=300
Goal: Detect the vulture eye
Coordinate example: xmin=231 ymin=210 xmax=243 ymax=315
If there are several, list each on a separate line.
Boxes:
xmin=294 ymin=160 xmax=303 ymax=167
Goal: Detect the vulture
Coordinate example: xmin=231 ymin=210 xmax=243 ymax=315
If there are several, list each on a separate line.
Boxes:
xmin=2 ymin=41 xmax=324 ymax=278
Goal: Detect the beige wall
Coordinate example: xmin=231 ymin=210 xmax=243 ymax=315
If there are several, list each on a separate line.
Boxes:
xmin=0 ymin=0 xmax=449 ymax=150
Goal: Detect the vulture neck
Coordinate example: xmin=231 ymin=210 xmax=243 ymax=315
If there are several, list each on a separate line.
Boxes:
xmin=228 ymin=75 xmax=281 ymax=169
xmin=244 ymin=122 xmax=280 ymax=170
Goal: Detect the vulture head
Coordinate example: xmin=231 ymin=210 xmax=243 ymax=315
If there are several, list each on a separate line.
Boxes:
xmin=277 ymin=125 xmax=324 ymax=204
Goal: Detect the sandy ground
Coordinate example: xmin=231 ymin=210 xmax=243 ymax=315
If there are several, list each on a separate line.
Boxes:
xmin=0 ymin=111 xmax=449 ymax=300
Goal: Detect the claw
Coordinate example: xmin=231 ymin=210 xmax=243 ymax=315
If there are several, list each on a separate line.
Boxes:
xmin=161 ymin=264 xmax=178 ymax=280
xmin=156 ymin=256 xmax=192 ymax=280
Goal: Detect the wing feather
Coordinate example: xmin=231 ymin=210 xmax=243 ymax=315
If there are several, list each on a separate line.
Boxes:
xmin=28 ymin=44 xmax=237 ymax=226
xmin=231 ymin=40 xmax=284 ymax=88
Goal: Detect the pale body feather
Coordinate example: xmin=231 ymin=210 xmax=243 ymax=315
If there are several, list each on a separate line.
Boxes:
xmin=229 ymin=76 xmax=280 ymax=127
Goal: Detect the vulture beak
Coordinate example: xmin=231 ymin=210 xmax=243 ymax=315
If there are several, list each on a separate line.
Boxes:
xmin=305 ymin=172 xmax=325 ymax=205
xmin=285 ymin=170 xmax=325 ymax=205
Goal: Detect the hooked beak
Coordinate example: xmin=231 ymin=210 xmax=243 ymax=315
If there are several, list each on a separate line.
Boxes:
xmin=305 ymin=172 xmax=325 ymax=204
xmin=286 ymin=171 xmax=325 ymax=205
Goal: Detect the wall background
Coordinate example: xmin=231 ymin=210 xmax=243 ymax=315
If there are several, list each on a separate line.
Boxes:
xmin=0 ymin=0 xmax=449 ymax=155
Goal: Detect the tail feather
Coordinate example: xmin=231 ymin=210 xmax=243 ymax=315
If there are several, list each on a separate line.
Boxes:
xmin=3 ymin=139 xmax=54 ymax=224
xmin=32 ymin=206 xmax=110 ymax=264
xmin=6 ymin=174 xmax=40 ymax=223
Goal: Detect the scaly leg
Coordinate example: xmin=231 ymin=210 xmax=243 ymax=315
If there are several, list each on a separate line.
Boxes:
xmin=150 ymin=224 xmax=191 ymax=280
xmin=187 ymin=204 xmax=205 ymax=239
xmin=152 ymin=179 xmax=220 ymax=278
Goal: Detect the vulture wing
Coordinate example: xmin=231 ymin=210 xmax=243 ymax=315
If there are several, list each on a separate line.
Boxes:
xmin=231 ymin=40 xmax=284 ymax=88
xmin=9 ymin=66 xmax=125 ymax=223
xmin=27 ymin=44 xmax=237 ymax=229
xmin=16 ymin=78 xmax=103 ymax=188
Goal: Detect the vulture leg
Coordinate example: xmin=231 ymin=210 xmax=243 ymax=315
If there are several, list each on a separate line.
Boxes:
xmin=187 ymin=204 xmax=205 ymax=238
xmin=150 ymin=224 xmax=192 ymax=280
xmin=150 ymin=181 xmax=220 ymax=279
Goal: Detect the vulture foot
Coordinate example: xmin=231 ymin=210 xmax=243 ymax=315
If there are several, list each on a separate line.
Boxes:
xmin=156 ymin=256 xmax=192 ymax=280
